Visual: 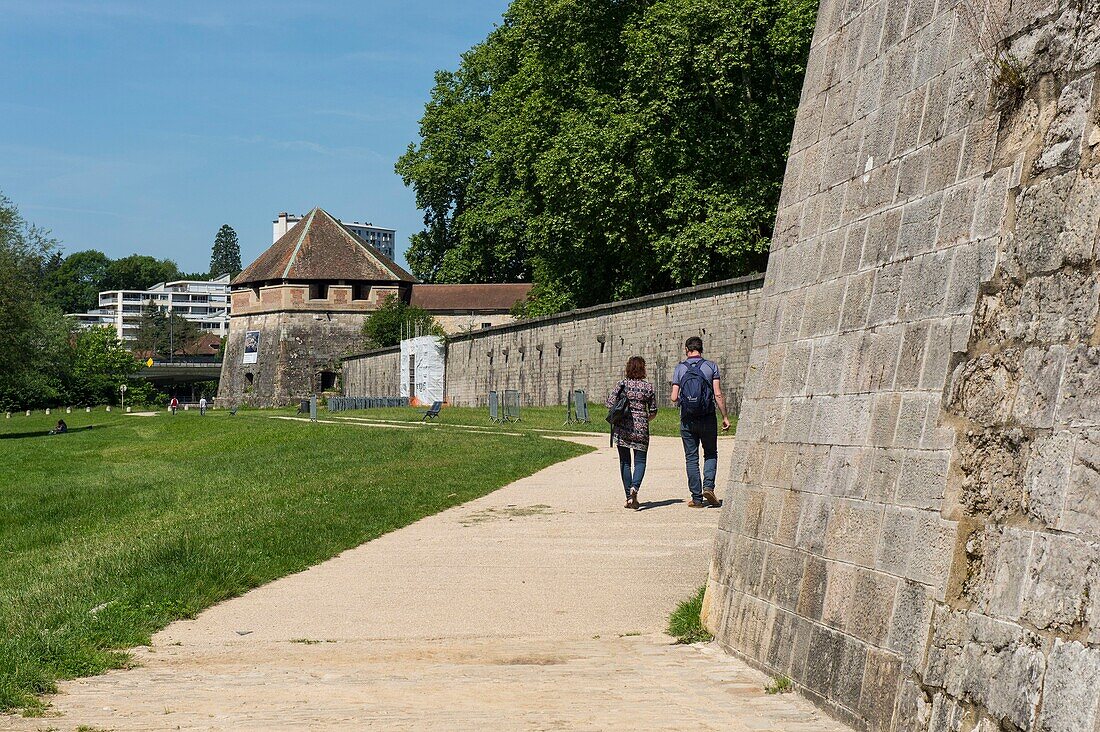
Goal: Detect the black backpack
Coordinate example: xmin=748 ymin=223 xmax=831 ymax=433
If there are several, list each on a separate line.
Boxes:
xmin=606 ymin=382 xmax=631 ymax=445
xmin=679 ymin=360 xmax=714 ymax=419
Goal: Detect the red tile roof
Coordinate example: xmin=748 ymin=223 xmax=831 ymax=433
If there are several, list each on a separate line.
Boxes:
xmin=233 ymin=207 xmax=415 ymax=286
xmin=410 ymin=283 xmax=532 ymax=312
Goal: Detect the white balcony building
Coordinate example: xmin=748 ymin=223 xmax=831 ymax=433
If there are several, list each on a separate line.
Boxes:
xmin=273 ymin=211 xmax=396 ymax=260
xmin=69 ymin=274 xmax=231 ymax=342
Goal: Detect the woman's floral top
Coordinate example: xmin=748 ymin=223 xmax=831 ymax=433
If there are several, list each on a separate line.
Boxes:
xmin=605 ymin=378 xmax=657 ymax=450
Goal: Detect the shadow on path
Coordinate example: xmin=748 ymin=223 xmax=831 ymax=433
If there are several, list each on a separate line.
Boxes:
xmin=637 ymin=498 xmax=685 ymax=511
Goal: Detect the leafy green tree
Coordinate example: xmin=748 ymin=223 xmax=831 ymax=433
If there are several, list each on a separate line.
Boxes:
xmin=103 ymin=254 xmax=181 ymax=292
xmin=362 ymin=295 xmax=444 ymax=349
xmin=132 ymin=303 xmax=200 ymax=360
xmin=0 ymin=192 xmax=73 ymax=409
xmin=209 ymin=224 xmax=242 ymax=278
xmin=65 ymin=326 xmax=139 ymax=405
xmin=44 ymin=249 xmax=111 ymax=313
xmin=397 ymin=0 xmax=816 ymax=311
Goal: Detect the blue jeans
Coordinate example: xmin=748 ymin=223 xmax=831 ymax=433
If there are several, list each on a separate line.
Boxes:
xmin=681 ymin=417 xmax=718 ymax=503
xmin=617 ymin=446 xmax=647 ymax=498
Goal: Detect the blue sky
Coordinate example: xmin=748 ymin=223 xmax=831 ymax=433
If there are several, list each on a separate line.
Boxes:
xmin=0 ymin=0 xmax=510 ymax=273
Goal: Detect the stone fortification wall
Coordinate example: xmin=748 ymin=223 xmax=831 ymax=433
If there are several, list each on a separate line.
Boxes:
xmin=341 ymin=346 xmax=400 ymax=397
xmin=705 ymin=0 xmax=1100 ymax=729
xmin=343 ymin=275 xmax=764 ymax=409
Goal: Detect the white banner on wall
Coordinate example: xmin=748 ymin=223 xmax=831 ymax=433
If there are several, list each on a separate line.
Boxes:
xmin=243 ymin=330 xmax=260 ymax=364
xmin=400 ymin=336 xmax=445 ymax=406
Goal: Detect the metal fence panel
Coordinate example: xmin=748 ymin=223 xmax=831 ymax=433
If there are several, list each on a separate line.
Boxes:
xmin=574 ymin=390 xmax=589 ymax=422
xmin=502 ymin=389 xmax=521 ymax=422
xmin=327 ymin=396 xmax=409 ymax=412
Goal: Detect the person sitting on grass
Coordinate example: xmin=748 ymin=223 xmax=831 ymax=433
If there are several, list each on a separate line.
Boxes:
xmin=49 ymin=419 xmax=67 ymax=435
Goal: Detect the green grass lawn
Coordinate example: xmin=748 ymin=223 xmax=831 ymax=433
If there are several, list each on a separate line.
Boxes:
xmin=0 ymin=410 xmax=589 ymax=713
xmin=320 ymin=404 xmax=737 ymax=439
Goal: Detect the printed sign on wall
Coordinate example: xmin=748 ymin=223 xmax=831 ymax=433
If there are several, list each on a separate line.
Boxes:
xmin=243 ymin=330 xmax=260 ymax=364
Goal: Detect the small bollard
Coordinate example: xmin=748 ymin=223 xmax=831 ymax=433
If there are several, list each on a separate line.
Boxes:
xmin=184 ymin=404 xmax=190 ymax=411
xmin=45 ymin=408 xmax=50 ymax=415
xmin=66 ymin=407 xmax=72 ymax=414
xmin=25 ymin=410 xmax=31 ymax=416
xmin=5 ymin=412 xmax=10 ymax=419
xmin=86 ymin=406 xmax=91 ymax=413
xmin=105 ymin=406 xmax=111 ymax=412
xmin=126 ymin=406 xmax=132 ymax=413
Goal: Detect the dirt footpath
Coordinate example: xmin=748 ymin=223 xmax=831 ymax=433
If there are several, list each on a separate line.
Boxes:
xmin=4 ymin=435 xmax=849 ymax=731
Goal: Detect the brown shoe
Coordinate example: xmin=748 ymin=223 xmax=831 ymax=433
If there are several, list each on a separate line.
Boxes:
xmin=702 ymin=490 xmax=721 ymax=507
xmin=688 ymin=500 xmax=705 ymax=508
xmin=628 ymin=490 xmax=640 ymax=510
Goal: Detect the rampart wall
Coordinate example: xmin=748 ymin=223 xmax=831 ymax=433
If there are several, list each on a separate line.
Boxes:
xmin=341 ymin=275 xmax=764 ymax=410
xmin=705 ymin=0 xmax=1100 ymax=729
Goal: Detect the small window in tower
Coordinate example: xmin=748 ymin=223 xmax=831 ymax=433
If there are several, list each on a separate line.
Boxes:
xmin=245 ymin=373 xmax=254 ymax=385
xmin=309 ymin=283 xmax=329 ymax=300
xmin=352 ymin=283 xmax=370 ymax=301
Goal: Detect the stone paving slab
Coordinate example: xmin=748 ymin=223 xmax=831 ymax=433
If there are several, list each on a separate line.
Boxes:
xmin=2 ymin=434 xmax=850 ymax=731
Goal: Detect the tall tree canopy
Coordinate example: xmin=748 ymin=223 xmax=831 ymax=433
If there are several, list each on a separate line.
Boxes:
xmin=361 ymin=295 xmax=444 ymax=349
xmin=397 ymin=0 xmax=817 ymax=311
xmin=102 ymin=254 xmax=181 ymax=292
xmin=0 ymin=192 xmax=182 ymax=408
xmin=44 ymin=249 xmax=111 ymax=314
xmin=209 ymin=224 xmax=242 ymax=278
xmin=0 ymin=192 xmax=71 ymax=408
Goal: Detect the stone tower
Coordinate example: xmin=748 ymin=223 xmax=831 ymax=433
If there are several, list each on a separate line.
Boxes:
xmin=705 ymin=0 xmax=1100 ymax=728
xmin=217 ymin=207 xmax=416 ymax=406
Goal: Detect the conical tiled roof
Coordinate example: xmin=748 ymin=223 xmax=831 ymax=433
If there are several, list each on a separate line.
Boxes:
xmin=233 ymin=208 xmax=416 ymax=286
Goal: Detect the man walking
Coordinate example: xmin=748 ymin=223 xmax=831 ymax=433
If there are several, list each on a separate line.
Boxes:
xmin=670 ymin=337 xmax=730 ymax=508
xmin=199 ymin=396 xmax=207 ymax=416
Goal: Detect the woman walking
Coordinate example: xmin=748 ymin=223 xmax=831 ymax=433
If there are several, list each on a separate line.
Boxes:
xmin=606 ymin=356 xmax=658 ymax=510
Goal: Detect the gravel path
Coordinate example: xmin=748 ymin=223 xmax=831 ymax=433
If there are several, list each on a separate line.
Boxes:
xmin=4 ymin=434 xmax=848 ymax=731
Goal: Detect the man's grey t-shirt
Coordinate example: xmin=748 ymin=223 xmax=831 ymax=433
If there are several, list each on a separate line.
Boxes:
xmin=671 ymin=356 xmax=721 ymax=387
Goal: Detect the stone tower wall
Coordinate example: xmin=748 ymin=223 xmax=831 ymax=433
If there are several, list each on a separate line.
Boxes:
xmin=218 ymin=310 xmax=367 ymax=407
xmin=705 ymin=0 xmax=1100 ymax=729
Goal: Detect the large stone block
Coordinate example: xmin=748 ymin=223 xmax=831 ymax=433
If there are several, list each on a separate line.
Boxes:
xmin=1037 ymin=639 xmax=1100 ymax=732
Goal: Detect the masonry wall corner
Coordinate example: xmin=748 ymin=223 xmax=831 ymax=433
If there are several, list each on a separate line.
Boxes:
xmin=707 ymin=0 xmax=1100 ymax=728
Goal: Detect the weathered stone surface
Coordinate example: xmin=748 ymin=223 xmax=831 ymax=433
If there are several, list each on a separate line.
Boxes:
xmin=1012 ymin=345 xmax=1066 ymax=428
xmin=1024 ymin=430 xmax=1074 ymax=526
xmin=956 ymin=428 xmax=1027 ymax=518
xmin=1036 ymin=639 xmax=1100 ymax=732
xmin=1035 ymin=73 xmax=1095 ymax=172
xmin=707 ymin=0 xmax=1100 ymax=729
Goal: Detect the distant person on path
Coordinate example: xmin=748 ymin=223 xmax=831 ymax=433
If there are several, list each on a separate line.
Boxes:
xmin=199 ymin=396 xmax=207 ymax=416
xmin=49 ymin=419 xmax=67 ymax=435
xmin=169 ymin=396 xmax=179 ymax=415
xmin=671 ymin=337 xmax=730 ymax=508
xmin=606 ymin=356 xmax=658 ymax=510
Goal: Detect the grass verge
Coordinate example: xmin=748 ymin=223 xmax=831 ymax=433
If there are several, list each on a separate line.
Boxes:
xmin=316 ymin=404 xmax=737 ymax=439
xmin=764 ymin=675 xmax=794 ymax=694
xmin=668 ymin=586 xmax=713 ymax=644
xmin=0 ymin=410 xmax=589 ymax=712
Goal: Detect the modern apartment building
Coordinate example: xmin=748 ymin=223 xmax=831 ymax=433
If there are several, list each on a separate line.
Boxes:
xmin=69 ymin=274 xmax=231 ymax=342
xmin=273 ymin=211 xmax=396 ymax=260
